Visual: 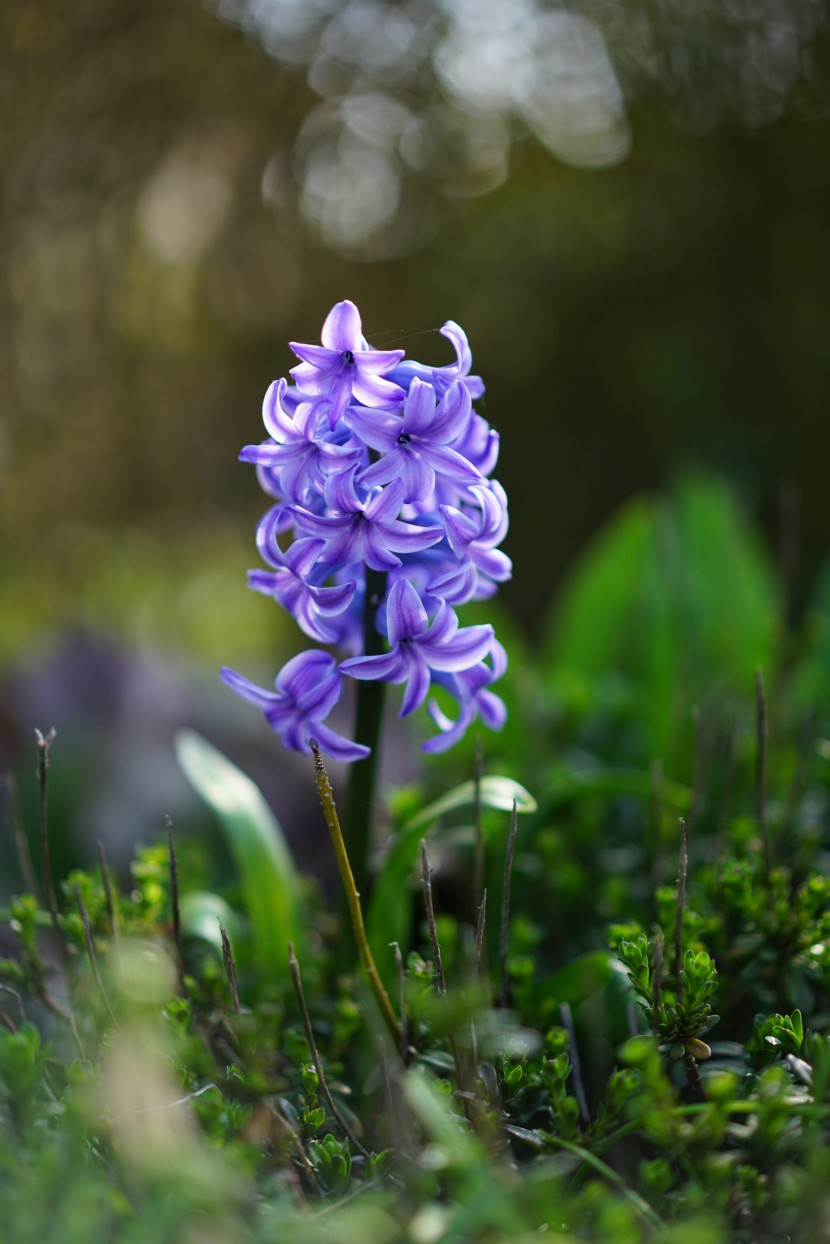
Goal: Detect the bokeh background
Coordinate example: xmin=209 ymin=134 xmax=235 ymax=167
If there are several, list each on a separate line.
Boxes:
xmin=2 ymin=0 xmax=830 ymax=873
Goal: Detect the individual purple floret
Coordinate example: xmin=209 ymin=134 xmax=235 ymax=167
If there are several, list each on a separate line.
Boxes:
xmin=341 ymin=579 xmax=495 ymax=717
xmin=220 ymin=651 xmax=370 ymax=762
xmin=289 ymin=301 xmax=405 ymax=427
xmin=223 ymin=299 xmax=510 ymax=760
xmin=351 ymin=378 xmax=480 ymax=505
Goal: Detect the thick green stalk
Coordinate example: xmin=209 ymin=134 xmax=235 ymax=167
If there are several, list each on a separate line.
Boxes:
xmin=342 ymin=566 xmax=387 ymax=898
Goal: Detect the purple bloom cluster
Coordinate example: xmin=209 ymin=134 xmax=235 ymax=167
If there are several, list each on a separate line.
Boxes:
xmin=221 ymin=301 xmax=510 ymax=761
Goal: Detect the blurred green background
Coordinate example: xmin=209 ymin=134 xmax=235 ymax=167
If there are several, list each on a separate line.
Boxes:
xmin=2 ymin=0 xmax=830 ymax=864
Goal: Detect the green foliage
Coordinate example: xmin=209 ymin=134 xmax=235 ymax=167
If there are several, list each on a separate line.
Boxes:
xmin=545 ymin=474 xmax=780 ymax=769
xmin=174 ymin=728 xmax=302 ymax=982
xmin=5 ymin=473 xmax=830 ymax=1240
xmin=367 ymin=773 xmax=536 ymax=984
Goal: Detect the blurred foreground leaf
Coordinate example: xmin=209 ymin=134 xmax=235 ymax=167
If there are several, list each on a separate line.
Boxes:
xmin=174 ymin=729 xmax=301 ymax=980
xmin=546 ymin=473 xmax=780 ymax=770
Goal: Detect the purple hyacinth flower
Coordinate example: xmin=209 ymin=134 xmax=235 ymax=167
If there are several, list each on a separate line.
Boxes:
xmin=423 ymin=639 xmax=508 ymax=753
xmin=341 ymin=578 xmax=494 ymax=718
xmin=387 ymin=321 xmax=485 ymax=401
xmin=247 ymin=538 xmax=356 ymax=644
xmin=240 ymin=379 xmax=364 ymax=504
xmin=289 ymin=301 xmax=405 ymax=429
xmin=428 ymin=481 xmax=512 ymax=603
xmin=291 ymin=471 xmax=443 ymax=573
xmin=350 ymin=378 xmax=481 ymax=504
xmin=220 ymin=649 xmax=368 ymax=761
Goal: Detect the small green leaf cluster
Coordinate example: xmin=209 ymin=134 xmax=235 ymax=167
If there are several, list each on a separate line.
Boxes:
xmin=618 ymin=935 xmax=719 ymax=1050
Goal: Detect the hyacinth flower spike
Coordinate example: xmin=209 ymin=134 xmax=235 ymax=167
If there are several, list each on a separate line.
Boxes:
xmin=223 ymin=299 xmax=510 ymax=891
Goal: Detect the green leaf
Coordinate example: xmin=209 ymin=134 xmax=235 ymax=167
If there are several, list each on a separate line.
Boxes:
xmin=538 ymin=767 xmax=692 ymax=821
xmin=179 ymin=890 xmax=243 ymax=955
xmin=404 ymin=776 xmax=537 ymax=835
xmin=174 ymin=729 xmax=301 ymax=980
xmin=367 ymin=776 xmax=537 ymax=985
xmin=545 ymin=474 xmax=781 ymax=772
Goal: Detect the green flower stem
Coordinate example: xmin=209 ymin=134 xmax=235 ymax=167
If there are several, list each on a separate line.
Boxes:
xmin=310 ymin=740 xmax=401 ymax=1045
xmin=342 ymin=566 xmax=387 ymax=898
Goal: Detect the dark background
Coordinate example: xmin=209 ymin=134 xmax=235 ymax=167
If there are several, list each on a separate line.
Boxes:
xmin=2 ymin=0 xmax=829 ymax=865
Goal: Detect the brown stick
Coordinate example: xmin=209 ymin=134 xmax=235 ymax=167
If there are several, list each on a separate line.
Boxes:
xmin=219 ymin=923 xmax=241 ymax=1014
xmin=35 ymin=728 xmax=65 ymax=960
xmin=166 ymin=817 xmax=186 ymax=992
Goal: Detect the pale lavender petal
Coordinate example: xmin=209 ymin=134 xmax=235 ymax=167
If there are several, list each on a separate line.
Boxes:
xmin=402 ymin=378 xmax=436 ymax=435
xmin=418 ymin=623 xmax=494 ymax=671
xmin=417 ymin=442 xmax=481 ymax=484
xmin=354 ymin=347 xmax=406 ymax=375
xmin=440 ymin=321 xmax=472 ymax=375
xmin=440 ymin=505 xmax=479 ymax=556
xmin=422 ymin=598 xmax=459 ymax=645
xmin=365 ymin=478 xmax=405 ymax=523
xmin=341 ymin=650 xmax=405 ymax=681
xmin=474 ymin=547 xmax=512 ymax=581
xmin=321 ymin=300 xmax=362 ymax=351
xmin=312 ymin=580 xmax=356 ymax=614
xmin=478 ymin=687 xmax=507 ymax=730
xmin=398 ymin=452 xmax=436 ymax=503
xmin=380 ymin=518 xmax=444 ymax=555
xmin=285 ymin=537 xmax=327 ymax=579
xmin=345 ymin=406 xmax=399 ymax=452
xmin=262 ymin=378 xmax=293 ymax=441
xmin=256 ymin=504 xmax=292 ymax=566
xmin=358 ymin=454 xmax=401 ymax=492
xmin=399 ymin=656 xmax=431 ymax=717
xmin=386 ymin=578 xmax=428 ymax=644
xmin=324 ymin=466 xmax=363 ymax=514
xmin=427 ymin=381 xmax=472 ymax=443
xmin=327 ymin=369 xmax=356 ymax=426
xmin=289 ymin=343 xmax=339 ymax=371
xmin=239 ymin=441 xmax=307 ymax=467
xmin=351 ymin=371 xmax=405 ymax=407
xmin=364 ymin=524 xmax=405 ymax=572
xmin=313 ymin=721 xmax=371 ymax=762
xmin=427 ymin=560 xmax=478 ymax=605
xmin=220 ymin=666 xmax=276 ymax=710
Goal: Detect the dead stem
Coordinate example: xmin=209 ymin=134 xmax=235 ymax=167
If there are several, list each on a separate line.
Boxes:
xmin=219 ymin=922 xmax=241 ymax=1014
xmin=166 ymin=817 xmax=186 ymax=993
